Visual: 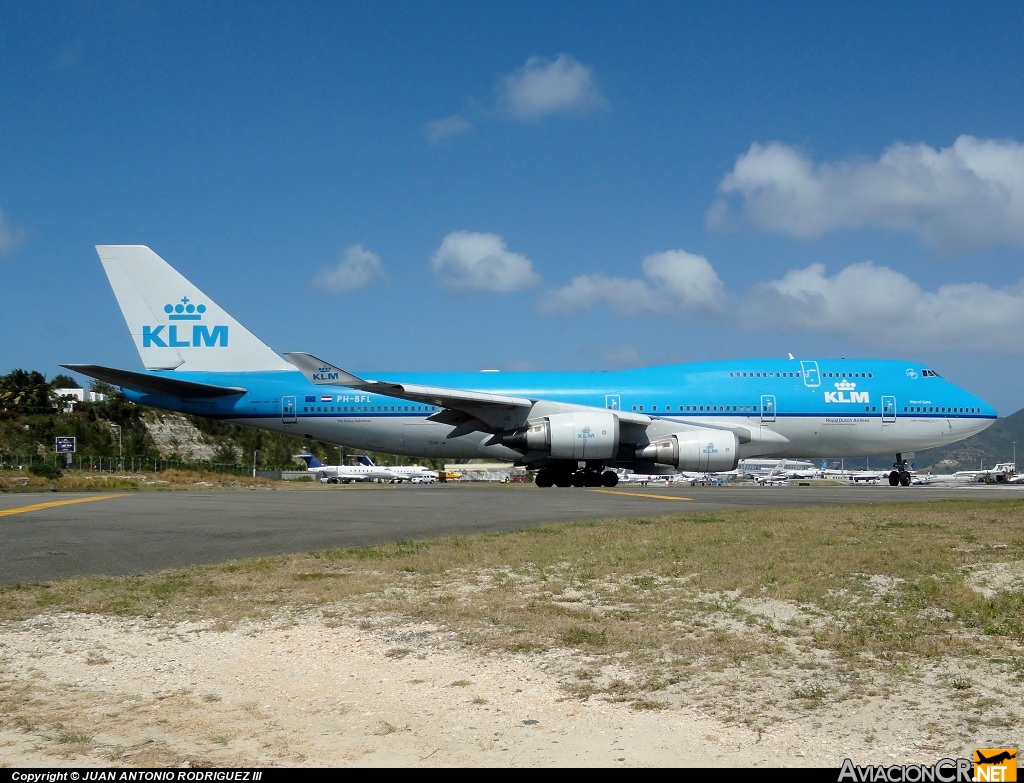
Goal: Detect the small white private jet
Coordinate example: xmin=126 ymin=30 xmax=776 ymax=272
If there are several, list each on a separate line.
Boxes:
xmin=620 ymin=470 xmax=671 ymax=486
xmin=356 ymin=455 xmax=439 ymax=483
xmin=293 ymin=453 xmax=399 ymax=484
xmin=951 ymin=462 xmax=1017 ymax=483
xmin=753 ymin=472 xmax=789 ymax=486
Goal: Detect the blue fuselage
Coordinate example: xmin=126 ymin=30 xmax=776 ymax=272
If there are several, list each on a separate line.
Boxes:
xmin=122 ymin=358 xmax=996 ymax=461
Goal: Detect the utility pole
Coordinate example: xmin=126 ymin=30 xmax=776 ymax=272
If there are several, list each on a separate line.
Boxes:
xmin=111 ymin=424 xmax=122 ymax=471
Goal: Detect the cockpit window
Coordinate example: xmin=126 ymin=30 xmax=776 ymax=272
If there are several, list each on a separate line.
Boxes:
xmin=921 ymin=369 xmax=941 ymax=378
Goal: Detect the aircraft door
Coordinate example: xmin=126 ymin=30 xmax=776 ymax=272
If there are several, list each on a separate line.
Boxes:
xmin=760 ymin=394 xmax=776 ymax=423
xmin=882 ymin=396 xmax=896 ymax=423
xmin=282 ymin=396 xmax=297 ymax=424
xmin=800 ymin=361 xmax=821 ymax=387
xmin=605 ymin=394 xmax=621 ymax=411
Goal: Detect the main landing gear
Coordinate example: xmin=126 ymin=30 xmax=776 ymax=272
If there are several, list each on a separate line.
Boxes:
xmin=889 ymin=453 xmax=912 ymax=487
xmin=535 ymin=467 xmax=619 ymax=488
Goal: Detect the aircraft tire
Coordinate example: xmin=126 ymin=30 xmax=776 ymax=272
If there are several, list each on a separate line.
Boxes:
xmin=535 ymin=470 xmax=554 ymax=488
xmin=554 ymin=472 xmax=573 ymax=488
xmin=900 ymin=473 xmax=911 ymax=487
xmin=601 ymin=471 xmax=619 ymax=487
xmin=888 ymin=471 xmax=900 ymax=486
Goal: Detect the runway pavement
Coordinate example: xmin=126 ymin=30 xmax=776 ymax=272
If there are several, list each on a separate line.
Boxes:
xmin=1 ymin=482 xmax=1020 ymax=584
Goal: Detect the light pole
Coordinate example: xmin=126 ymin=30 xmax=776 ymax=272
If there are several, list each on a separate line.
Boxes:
xmin=111 ymin=424 xmax=122 ymax=471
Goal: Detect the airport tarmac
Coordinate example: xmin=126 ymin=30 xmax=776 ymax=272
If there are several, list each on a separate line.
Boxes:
xmin=1 ymin=482 xmax=1020 ymax=585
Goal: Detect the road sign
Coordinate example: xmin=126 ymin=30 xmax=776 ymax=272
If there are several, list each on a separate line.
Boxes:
xmin=55 ymin=436 xmax=76 ymax=454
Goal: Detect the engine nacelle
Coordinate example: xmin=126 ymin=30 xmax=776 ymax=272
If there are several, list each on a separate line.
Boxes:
xmin=502 ymin=411 xmax=619 ymax=460
xmin=634 ymin=430 xmax=739 ymax=472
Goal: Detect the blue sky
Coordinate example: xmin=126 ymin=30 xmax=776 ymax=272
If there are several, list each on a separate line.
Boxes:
xmin=4 ymin=1 xmax=1024 ymax=415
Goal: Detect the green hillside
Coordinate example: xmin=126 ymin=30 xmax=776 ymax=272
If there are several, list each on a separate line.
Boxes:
xmin=0 ymin=368 xmax=443 ymax=474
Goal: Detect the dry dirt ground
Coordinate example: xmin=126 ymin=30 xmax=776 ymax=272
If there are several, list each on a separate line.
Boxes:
xmin=1 ymin=609 xmax=1017 ymax=768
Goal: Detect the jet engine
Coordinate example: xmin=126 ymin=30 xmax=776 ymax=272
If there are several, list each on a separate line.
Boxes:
xmin=501 ymin=411 xmax=619 ymax=460
xmin=634 ymin=430 xmax=739 ymax=472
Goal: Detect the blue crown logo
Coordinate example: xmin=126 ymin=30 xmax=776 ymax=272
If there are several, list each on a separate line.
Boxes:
xmin=318 ymin=366 xmax=331 ymax=373
xmin=164 ymin=297 xmax=207 ymax=321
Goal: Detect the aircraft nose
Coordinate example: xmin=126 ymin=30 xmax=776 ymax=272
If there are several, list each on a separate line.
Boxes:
xmin=965 ymin=395 xmax=998 ymax=436
xmin=976 ymin=395 xmax=998 ymax=420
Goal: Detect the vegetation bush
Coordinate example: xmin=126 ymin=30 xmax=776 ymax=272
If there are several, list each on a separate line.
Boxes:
xmin=28 ymin=461 xmax=62 ymax=480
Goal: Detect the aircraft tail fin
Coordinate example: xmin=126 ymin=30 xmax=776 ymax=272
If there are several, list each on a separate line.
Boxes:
xmin=294 ymin=453 xmax=323 ymax=469
xmin=96 ymin=245 xmax=292 ymax=372
xmin=357 ymin=455 xmax=376 ymax=467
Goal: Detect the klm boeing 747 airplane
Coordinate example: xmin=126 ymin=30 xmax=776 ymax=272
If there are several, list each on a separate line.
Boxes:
xmin=66 ymin=246 xmax=997 ymax=489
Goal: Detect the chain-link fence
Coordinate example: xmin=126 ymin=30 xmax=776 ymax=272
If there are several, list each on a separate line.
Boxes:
xmin=1 ymin=453 xmax=258 ymax=476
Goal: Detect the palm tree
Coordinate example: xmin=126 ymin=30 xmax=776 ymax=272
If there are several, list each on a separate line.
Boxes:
xmin=0 ymin=369 xmax=53 ymax=413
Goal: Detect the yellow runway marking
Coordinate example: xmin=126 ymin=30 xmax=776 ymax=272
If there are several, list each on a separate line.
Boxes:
xmin=0 ymin=494 xmax=127 ymax=517
xmin=588 ymin=489 xmax=694 ymax=501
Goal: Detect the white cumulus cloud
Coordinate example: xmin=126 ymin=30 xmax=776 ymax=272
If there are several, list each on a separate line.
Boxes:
xmin=313 ymin=245 xmax=385 ymax=292
xmin=500 ymin=54 xmax=606 ymax=121
xmin=710 ymin=136 xmax=1024 ymax=251
xmin=431 ymin=231 xmax=540 ymax=292
xmin=537 ymin=250 xmax=727 ymax=316
xmin=744 ymin=262 xmax=1024 ymax=352
xmin=425 ymin=115 xmax=473 ymax=145
xmin=595 ymin=344 xmax=646 ymax=369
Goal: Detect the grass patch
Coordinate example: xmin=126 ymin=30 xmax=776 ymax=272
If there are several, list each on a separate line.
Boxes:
xmin=3 ymin=498 xmax=1024 ymax=726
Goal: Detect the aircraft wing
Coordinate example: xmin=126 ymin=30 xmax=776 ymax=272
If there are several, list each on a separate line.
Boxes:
xmin=284 ymin=352 xmax=654 ymax=432
xmin=63 ymin=364 xmax=246 ymax=399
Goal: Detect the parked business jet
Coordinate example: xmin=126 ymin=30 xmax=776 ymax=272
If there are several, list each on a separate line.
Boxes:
xmin=621 ymin=471 xmax=671 ymax=486
xmin=66 ymin=246 xmax=998 ymax=489
xmin=786 ymin=460 xmax=829 ymax=479
xmin=951 ymin=462 xmax=1017 ymax=483
xmin=752 ymin=463 xmax=790 ymax=486
xmin=356 ymin=455 xmax=439 ymax=483
xmin=754 ymin=474 xmax=790 ymax=487
xmin=293 ymin=453 xmax=399 ymax=484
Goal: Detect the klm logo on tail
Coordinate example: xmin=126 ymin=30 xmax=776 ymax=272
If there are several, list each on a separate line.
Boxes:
xmin=142 ymin=297 xmax=229 ymax=348
xmin=825 ymin=380 xmax=870 ymax=404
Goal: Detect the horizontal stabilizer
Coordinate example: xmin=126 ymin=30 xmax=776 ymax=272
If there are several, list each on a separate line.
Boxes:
xmin=285 ymin=352 xmax=534 ymax=408
xmin=62 ymin=364 xmax=246 ymax=399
